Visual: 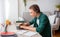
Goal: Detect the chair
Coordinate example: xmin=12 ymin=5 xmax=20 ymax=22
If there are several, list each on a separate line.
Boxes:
xmin=48 ymin=15 xmax=60 ymax=30
xmin=48 ymin=15 xmax=60 ymax=37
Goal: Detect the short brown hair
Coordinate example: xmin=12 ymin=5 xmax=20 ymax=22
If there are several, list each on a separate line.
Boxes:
xmin=29 ymin=4 xmax=40 ymax=13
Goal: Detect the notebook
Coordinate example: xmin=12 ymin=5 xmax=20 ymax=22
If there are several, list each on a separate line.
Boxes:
xmin=23 ymin=31 xmax=37 ymax=37
xmin=16 ymin=30 xmax=27 ymax=34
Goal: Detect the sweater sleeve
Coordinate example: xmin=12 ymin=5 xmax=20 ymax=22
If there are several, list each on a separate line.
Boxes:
xmin=29 ymin=18 xmax=35 ymax=25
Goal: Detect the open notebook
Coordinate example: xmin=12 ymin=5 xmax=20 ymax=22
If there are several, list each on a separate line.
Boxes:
xmin=23 ymin=31 xmax=37 ymax=37
xmin=16 ymin=30 xmax=27 ymax=34
xmin=23 ymin=31 xmax=42 ymax=37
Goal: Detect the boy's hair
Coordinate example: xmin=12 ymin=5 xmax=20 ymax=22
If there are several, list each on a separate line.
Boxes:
xmin=29 ymin=4 xmax=40 ymax=13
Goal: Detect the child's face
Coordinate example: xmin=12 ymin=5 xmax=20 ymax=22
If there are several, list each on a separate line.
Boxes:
xmin=29 ymin=9 xmax=37 ymax=17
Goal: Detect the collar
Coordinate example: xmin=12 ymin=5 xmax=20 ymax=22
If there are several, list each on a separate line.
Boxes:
xmin=37 ymin=12 xmax=42 ymax=19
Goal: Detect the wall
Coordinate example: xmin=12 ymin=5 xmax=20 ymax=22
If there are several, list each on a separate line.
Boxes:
xmin=18 ymin=0 xmax=60 ymax=17
xmin=0 ymin=0 xmax=60 ymax=23
xmin=0 ymin=0 xmax=5 ymax=24
xmin=18 ymin=0 xmax=25 ymax=17
xmin=5 ymin=0 xmax=18 ymax=22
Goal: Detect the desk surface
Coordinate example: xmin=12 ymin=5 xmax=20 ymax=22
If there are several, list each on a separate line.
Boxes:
xmin=0 ymin=23 xmax=42 ymax=37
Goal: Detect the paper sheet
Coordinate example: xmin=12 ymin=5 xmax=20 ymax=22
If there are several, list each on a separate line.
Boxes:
xmin=24 ymin=31 xmax=37 ymax=36
xmin=16 ymin=30 xmax=27 ymax=34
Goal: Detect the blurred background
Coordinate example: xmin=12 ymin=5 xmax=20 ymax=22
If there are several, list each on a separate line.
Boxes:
xmin=0 ymin=0 xmax=60 ymax=37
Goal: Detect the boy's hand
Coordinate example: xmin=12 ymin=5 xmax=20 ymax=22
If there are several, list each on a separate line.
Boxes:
xmin=20 ymin=26 xmax=36 ymax=32
xmin=23 ymin=23 xmax=30 ymax=26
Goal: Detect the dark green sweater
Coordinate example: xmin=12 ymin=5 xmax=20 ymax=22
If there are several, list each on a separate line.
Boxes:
xmin=29 ymin=12 xmax=51 ymax=37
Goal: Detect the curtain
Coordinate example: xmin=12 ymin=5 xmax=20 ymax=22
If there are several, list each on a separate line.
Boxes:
xmin=0 ymin=0 xmax=5 ymax=24
xmin=0 ymin=0 xmax=5 ymax=32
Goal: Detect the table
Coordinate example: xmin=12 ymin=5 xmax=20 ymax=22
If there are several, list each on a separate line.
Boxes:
xmin=0 ymin=23 xmax=42 ymax=37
